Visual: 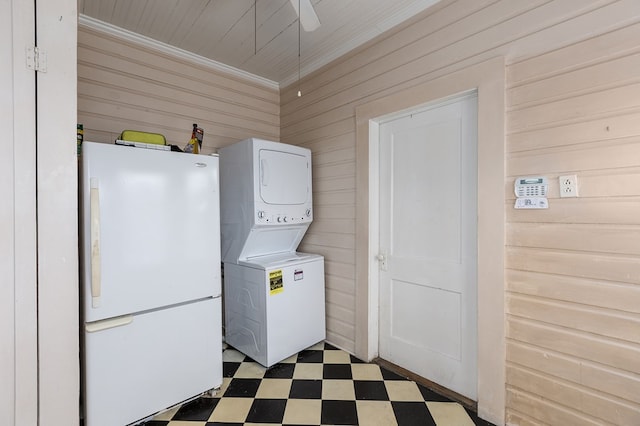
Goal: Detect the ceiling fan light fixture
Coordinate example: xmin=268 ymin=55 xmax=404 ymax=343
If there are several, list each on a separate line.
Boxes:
xmin=297 ymin=0 xmax=302 ymax=97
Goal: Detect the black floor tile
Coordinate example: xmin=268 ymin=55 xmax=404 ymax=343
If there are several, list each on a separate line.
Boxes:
xmin=392 ymin=401 xmax=436 ymax=426
xmin=172 ymin=397 xmax=219 ymax=421
xmin=321 ymin=400 xmax=358 ymax=425
xmin=223 ymin=378 xmax=261 ymax=398
xmin=380 ymin=367 xmax=407 ymax=381
xmin=417 ymin=383 xmax=452 ymax=402
xmin=350 ymin=354 xmax=366 ymax=364
xmin=324 ymin=342 xmax=338 ymax=350
xmin=323 ymin=363 xmax=352 ymax=379
xmin=354 ymin=380 xmax=389 ymax=400
xmin=205 ymin=423 xmax=243 ymax=426
xmin=223 ymin=361 xmax=241 ymax=378
xmin=296 ymin=349 xmax=324 ymax=363
xmin=264 ymin=362 xmax=296 ymax=379
xmin=289 ymin=379 xmax=323 ymax=399
xmin=245 ymin=399 xmax=287 ymax=423
xmin=142 ymin=422 xmax=168 ymax=426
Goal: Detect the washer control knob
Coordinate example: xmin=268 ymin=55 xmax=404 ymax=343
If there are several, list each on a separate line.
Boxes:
xmin=305 ymin=208 xmax=312 ymax=217
xmin=277 ymin=216 xmax=282 ymax=223
xmin=258 ymin=210 xmax=265 ymax=219
xmin=283 ymin=216 xmax=288 ymax=223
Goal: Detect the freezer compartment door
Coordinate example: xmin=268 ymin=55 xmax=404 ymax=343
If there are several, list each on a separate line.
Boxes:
xmin=83 ymin=297 xmax=222 ymax=426
xmin=80 ymin=142 xmax=221 ymax=322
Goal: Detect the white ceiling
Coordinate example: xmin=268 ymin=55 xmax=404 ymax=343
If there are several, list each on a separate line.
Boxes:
xmin=78 ymin=0 xmax=441 ymax=87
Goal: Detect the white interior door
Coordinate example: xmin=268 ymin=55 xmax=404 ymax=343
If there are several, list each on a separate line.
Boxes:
xmin=378 ymin=92 xmax=478 ymax=399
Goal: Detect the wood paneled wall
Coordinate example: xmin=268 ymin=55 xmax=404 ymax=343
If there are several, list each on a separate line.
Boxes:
xmin=504 ymin=22 xmax=640 ymax=426
xmin=279 ymin=0 xmax=640 ymax=424
xmin=77 ymin=25 xmax=279 ymax=152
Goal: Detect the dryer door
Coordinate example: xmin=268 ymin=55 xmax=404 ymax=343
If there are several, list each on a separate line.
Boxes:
xmin=259 ymin=149 xmax=309 ymax=205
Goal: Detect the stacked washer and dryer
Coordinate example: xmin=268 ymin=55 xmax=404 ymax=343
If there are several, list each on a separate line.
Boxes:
xmin=219 ymin=138 xmax=326 ymax=367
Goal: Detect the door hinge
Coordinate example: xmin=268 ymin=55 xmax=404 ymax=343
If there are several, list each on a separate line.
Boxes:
xmin=26 ymin=46 xmax=47 ymax=73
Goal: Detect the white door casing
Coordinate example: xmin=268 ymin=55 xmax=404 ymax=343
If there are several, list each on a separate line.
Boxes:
xmin=1 ymin=1 xmax=38 ymax=424
xmin=36 ymin=0 xmax=79 ymax=423
xmin=355 ymin=57 xmax=506 ymax=425
xmin=378 ymin=93 xmax=478 ymax=399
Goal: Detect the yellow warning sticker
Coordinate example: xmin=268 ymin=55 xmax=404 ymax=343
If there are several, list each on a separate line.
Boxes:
xmin=269 ymin=270 xmax=283 ymax=295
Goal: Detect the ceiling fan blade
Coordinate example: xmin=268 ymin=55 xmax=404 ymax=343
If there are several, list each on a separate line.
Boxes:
xmin=289 ymin=0 xmax=321 ymax=32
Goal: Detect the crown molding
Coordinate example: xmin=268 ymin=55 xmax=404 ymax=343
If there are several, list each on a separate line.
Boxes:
xmin=78 ymin=14 xmax=280 ymax=91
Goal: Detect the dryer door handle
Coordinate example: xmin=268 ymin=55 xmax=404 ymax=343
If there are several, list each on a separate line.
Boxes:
xmin=261 ymin=159 xmax=269 ymax=186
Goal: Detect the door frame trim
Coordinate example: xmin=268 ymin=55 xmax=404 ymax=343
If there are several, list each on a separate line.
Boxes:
xmin=3 ymin=0 xmax=38 ymax=423
xmin=354 ymin=56 xmax=506 ymax=425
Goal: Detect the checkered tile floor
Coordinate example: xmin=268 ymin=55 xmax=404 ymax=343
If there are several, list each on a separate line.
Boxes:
xmin=143 ymin=342 xmax=494 ymax=426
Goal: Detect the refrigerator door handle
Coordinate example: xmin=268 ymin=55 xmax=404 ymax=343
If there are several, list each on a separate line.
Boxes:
xmin=85 ymin=314 xmax=133 ymax=333
xmin=90 ymin=177 xmax=102 ymax=308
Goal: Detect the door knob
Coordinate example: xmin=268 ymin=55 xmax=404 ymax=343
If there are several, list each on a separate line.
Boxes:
xmin=376 ymin=252 xmax=388 ymax=271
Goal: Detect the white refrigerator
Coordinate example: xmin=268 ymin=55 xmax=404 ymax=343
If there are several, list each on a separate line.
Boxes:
xmin=80 ymin=142 xmax=222 ymax=426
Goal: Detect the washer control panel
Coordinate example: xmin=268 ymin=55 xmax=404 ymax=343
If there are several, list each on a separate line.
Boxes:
xmin=256 ymin=208 xmax=312 ymax=224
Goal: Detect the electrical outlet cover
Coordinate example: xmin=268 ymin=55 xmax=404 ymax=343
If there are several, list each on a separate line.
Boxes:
xmin=559 ymin=174 xmax=578 ymax=198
